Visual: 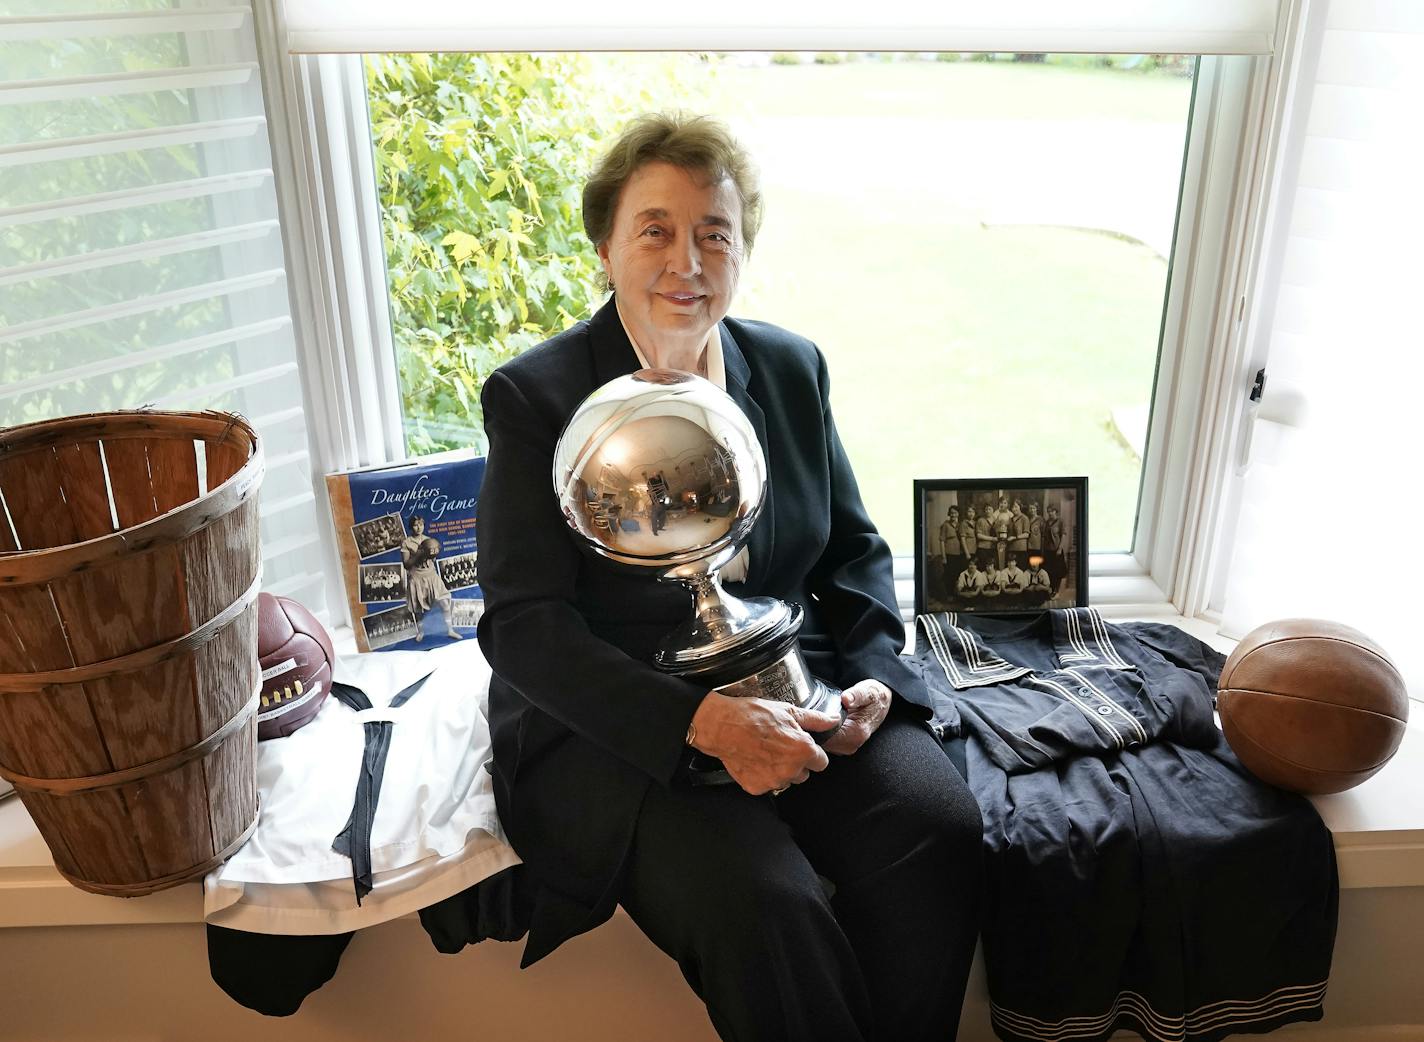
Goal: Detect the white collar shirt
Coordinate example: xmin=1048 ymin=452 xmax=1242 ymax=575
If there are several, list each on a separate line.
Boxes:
xmin=205 ymin=640 xmax=517 ymax=935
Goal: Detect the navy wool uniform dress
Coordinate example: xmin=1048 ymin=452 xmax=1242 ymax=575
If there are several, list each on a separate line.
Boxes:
xmin=912 ymin=607 xmax=1338 ymax=1042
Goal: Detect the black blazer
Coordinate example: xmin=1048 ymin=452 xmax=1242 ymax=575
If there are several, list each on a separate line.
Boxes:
xmin=476 ymin=298 xmax=929 ymax=965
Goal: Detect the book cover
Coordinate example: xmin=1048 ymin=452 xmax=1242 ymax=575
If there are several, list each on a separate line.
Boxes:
xmin=325 ymin=451 xmax=485 ymax=653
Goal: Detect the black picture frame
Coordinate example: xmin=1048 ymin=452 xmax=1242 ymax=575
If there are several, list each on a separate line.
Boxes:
xmin=913 ymin=476 xmax=1088 ymax=617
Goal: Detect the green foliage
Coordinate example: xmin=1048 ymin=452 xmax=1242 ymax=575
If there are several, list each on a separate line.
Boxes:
xmin=365 ymin=52 xmax=707 ymax=455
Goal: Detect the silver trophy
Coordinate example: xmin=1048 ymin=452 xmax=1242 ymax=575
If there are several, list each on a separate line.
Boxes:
xmin=553 ymin=369 xmax=842 ymax=781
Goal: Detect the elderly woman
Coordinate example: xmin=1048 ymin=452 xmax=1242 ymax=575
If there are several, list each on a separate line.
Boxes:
xmin=476 ymin=112 xmax=982 ymax=1042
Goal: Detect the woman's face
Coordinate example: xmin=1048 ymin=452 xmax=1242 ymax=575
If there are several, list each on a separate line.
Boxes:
xmin=411 ymin=517 xmax=424 ymax=534
xmin=597 ymin=161 xmax=744 ymax=353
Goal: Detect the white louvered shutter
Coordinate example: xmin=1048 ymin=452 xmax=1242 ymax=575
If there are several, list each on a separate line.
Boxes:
xmin=0 ymin=0 xmax=328 ymax=618
xmin=1219 ymin=0 xmax=1424 ymax=691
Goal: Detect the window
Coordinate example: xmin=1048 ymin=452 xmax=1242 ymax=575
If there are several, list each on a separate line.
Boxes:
xmin=272 ymin=5 xmax=1284 ymax=617
xmin=364 ymin=52 xmax=1197 ymax=557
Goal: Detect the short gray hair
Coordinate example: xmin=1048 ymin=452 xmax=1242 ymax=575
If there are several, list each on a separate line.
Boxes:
xmin=582 ymin=112 xmax=764 ymax=254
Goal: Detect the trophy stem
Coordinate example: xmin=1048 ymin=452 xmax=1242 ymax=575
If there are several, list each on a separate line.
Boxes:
xmin=684 ymin=572 xmax=735 ymax=644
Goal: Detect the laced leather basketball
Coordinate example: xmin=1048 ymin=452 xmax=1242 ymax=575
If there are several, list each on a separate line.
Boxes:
xmin=256 ymin=593 xmax=335 ymax=741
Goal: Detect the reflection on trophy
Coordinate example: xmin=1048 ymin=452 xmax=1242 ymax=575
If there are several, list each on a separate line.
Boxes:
xmin=553 ymin=369 xmax=842 ymax=782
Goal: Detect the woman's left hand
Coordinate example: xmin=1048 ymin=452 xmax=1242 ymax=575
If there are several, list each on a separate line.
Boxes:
xmin=821 ymin=679 xmax=893 ymax=756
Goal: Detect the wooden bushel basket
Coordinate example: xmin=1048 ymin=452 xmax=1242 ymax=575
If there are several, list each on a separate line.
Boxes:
xmin=0 ymin=410 xmax=264 ymax=896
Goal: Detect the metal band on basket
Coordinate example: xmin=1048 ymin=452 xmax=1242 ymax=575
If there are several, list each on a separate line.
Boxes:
xmin=0 ymin=569 xmax=263 ymax=693
xmin=0 ymin=688 xmax=260 ymax=795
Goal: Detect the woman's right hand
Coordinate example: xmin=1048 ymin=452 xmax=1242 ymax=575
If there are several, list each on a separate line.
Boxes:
xmin=687 ymin=692 xmax=840 ymax=796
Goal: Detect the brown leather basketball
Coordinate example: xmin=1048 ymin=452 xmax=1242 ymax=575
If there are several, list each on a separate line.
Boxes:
xmin=256 ymin=593 xmax=335 ymax=741
xmin=1217 ymin=618 xmax=1409 ymax=794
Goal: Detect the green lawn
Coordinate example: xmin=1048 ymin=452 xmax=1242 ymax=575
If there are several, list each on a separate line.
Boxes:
xmin=383 ymin=54 xmax=1193 ymax=554
xmin=657 ymin=57 xmax=1194 ymax=553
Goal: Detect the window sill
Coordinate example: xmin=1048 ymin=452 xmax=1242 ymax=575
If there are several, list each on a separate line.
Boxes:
xmin=895 ymin=552 xmax=1170 ymax=619
xmin=2 ymin=611 xmax=1419 ymax=930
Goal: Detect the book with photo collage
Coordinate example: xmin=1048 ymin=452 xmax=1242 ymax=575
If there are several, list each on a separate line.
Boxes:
xmin=325 ymin=450 xmax=485 ymax=653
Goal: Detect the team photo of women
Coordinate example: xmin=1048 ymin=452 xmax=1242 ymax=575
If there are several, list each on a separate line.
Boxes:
xmin=915 ymin=478 xmax=1086 ymax=615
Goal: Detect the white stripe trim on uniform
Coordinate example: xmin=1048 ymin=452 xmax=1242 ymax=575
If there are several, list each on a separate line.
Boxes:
xmin=1085 ymin=607 xmax=1133 ymax=668
xmin=1061 ymin=667 xmax=1149 ymax=746
xmin=918 ymin=614 xmax=973 ymax=689
xmin=944 ymin=615 xmax=1008 ymax=676
xmin=992 ymin=993 xmax=1326 ymax=1042
xmin=990 ymin=980 xmax=1327 ymax=1042
xmin=916 ymin=614 xmax=1030 ymax=690
xmin=922 ymin=614 xmax=1025 ymax=688
xmin=985 ymin=979 xmax=1327 ymax=1036
xmin=1056 ymin=607 xmax=1134 ymax=670
xmin=1187 ymin=981 xmax=1329 ymax=1029
xmin=1024 ymin=674 xmax=1125 ymax=749
xmin=1061 ymin=607 xmax=1095 ymax=662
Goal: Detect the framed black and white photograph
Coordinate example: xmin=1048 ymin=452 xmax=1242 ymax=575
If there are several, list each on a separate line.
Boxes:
xmin=351 ymin=511 xmax=406 ymax=559
xmin=358 ymin=562 xmax=405 ymax=603
xmin=914 ymin=477 xmax=1087 ymax=616
xmin=437 ymin=551 xmax=479 ymax=592
xmin=360 ymin=604 xmax=419 ymax=650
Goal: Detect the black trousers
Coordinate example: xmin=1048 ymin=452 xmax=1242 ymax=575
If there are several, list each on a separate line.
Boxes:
xmin=619 ymin=707 xmax=983 ymax=1042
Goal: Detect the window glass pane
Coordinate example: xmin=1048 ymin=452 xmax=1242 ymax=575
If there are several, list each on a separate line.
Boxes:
xmin=368 ymin=53 xmax=1195 ymax=554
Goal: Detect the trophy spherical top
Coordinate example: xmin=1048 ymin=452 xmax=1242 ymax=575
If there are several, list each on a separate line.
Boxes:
xmin=553 ymin=369 xmax=766 ymax=571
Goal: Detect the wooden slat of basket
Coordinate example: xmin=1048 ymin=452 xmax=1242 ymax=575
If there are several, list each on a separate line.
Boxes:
xmin=53 ymin=441 xmax=116 ymax=542
xmin=204 ymin=434 xmax=249 ymax=490
xmin=192 ymin=605 xmax=258 ymax=736
xmin=148 ymin=437 xmax=200 ymax=515
xmin=101 ymin=438 xmax=161 ymax=531
xmin=0 ymin=508 xmax=16 ymax=551
xmin=81 ymin=654 xmax=202 ymax=773
xmin=124 ymin=761 xmax=215 ymax=877
xmin=0 ymin=571 xmax=260 ymax=693
xmin=182 ymin=496 xmax=260 ymax=630
xmin=0 ymin=448 xmax=79 ymax=551
xmin=0 ymin=613 xmax=20 ymax=667
xmin=59 ymin=815 xmax=258 ymax=897
xmin=0 ymin=682 xmax=113 ymax=778
xmin=19 ymin=794 xmax=82 ymax=878
xmin=49 ymin=543 xmax=188 ymax=665
xmin=0 ymin=442 xmax=261 ymax=586
xmin=203 ymin=712 xmax=258 ymax=861
xmin=40 ymin=787 xmax=153 ymax=885
xmin=0 ymin=584 xmax=74 ymax=672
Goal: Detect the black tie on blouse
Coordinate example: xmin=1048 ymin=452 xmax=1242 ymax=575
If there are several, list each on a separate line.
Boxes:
xmin=330 ymin=671 xmax=436 ymax=904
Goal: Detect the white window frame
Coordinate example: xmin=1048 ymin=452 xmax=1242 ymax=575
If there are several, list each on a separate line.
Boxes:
xmin=250 ymin=0 xmax=1307 ymax=626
